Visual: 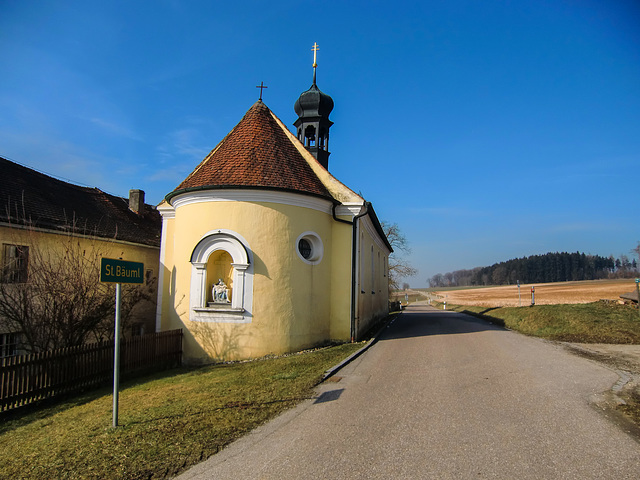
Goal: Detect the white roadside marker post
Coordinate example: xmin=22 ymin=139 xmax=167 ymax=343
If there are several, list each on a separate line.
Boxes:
xmin=518 ymin=280 xmax=521 ymax=307
xmin=531 ymin=286 xmax=535 ymax=306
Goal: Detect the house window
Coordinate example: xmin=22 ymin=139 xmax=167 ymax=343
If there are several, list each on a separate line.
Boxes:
xmin=0 ymin=332 xmax=20 ymax=358
xmin=131 ymin=323 xmax=144 ymax=337
xmin=2 ymin=244 xmax=29 ymax=283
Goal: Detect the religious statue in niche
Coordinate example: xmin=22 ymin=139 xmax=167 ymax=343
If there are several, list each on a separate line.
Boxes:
xmin=212 ymin=278 xmax=231 ymax=303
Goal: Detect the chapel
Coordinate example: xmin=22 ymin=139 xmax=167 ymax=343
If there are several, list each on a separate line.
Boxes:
xmin=156 ymin=50 xmax=392 ymax=363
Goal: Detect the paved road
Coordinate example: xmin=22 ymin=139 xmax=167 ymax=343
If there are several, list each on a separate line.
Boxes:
xmin=178 ymin=304 xmax=640 ymax=479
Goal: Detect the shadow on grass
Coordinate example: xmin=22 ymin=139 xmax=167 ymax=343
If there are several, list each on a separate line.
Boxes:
xmin=0 ymin=366 xmax=193 ymax=431
xmin=122 ymin=396 xmax=313 ymax=427
xmin=469 ymin=308 xmax=506 ymax=327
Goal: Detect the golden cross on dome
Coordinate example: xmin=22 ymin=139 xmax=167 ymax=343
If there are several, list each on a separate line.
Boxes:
xmin=312 ymin=42 xmax=319 ymax=68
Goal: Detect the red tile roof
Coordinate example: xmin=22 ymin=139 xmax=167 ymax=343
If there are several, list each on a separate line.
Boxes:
xmin=168 ymin=101 xmax=332 ymax=201
xmin=0 ymin=157 xmax=161 ymax=247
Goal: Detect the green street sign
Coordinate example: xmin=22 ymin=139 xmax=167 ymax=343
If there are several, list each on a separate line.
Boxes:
xmin=100 ymin=258 xmax=144 ymax=284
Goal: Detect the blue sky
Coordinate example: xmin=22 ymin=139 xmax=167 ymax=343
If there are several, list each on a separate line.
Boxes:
xmin=1 ymin=0 xmax=639 ymax=284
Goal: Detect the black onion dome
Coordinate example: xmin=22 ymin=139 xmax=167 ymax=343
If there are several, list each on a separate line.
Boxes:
xmin=294 ymin=83 xmax=334 ymax=118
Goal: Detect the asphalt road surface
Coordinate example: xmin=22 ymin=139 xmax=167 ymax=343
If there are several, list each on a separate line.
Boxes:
xmin=178 ymin=304 xmax=640 ymax=479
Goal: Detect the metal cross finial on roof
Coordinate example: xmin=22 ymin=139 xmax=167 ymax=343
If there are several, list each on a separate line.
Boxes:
xmin=311 ymin=42 xmax=319 ymax=85
xmin=256 ymin=81 xmax=268 ymax=101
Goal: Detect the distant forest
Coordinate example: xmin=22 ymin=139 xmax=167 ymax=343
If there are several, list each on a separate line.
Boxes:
xmin=428 ymin=252 xmax=639 ymax=288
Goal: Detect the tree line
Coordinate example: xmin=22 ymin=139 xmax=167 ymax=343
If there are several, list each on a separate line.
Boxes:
xmin=428 ymin=251 xmax=639 ymax=288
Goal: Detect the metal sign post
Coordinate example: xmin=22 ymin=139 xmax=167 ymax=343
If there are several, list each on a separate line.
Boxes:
xmin=100 ymin=257 xmax=144 ymax=428
xmin=517 ymin=280 xmax=521 ymax=307
xmin=113 ymin=283 xmax=122 ymax=428
xmin=636 ymin=279 xmax=639 ymax=315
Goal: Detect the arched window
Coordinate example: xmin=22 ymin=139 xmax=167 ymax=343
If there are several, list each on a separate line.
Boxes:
xmin=360 ymin=233 xmax=365 ymax=294
xmin=371 ymin=246 xmax=375 ymax=294
xmin=189 ymin=230 xmax=253 ymax=323
xmin=304 ymin=125 xmax=316 ymax=147
xmin=378 ymin=251 xmax=382 ymax=292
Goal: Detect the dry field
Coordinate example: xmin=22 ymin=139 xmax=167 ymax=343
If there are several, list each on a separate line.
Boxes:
xmin=432 ymin=279 xmax=638 ymax=307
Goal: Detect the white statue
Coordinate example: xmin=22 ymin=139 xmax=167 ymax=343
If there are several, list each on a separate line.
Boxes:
xmin=212 ymin=278 xmax=230 ymax=303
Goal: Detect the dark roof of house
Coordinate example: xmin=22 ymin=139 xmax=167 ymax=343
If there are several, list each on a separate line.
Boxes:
xmin=0 ymin=157 xmax=161 ymax=247
xmin=167 ymin=100 xmax=333 ymax=201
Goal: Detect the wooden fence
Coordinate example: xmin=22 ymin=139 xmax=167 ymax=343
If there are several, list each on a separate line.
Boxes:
xmin=0 ymin=329 xmax=182 ymax=412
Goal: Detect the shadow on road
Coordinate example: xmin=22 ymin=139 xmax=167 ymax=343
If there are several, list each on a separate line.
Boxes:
xmin=379 ymin=304 xmax=507 ymax=341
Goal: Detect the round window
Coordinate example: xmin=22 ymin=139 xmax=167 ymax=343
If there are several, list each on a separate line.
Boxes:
xmin=295 ymin=232 xmax=323 ymax=265
xmin=298 ymin=238 xmax=312 ymax=259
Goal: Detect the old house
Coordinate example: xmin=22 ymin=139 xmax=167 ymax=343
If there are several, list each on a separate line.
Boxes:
xmin=0 ymin=157 xmax=161 ymax=356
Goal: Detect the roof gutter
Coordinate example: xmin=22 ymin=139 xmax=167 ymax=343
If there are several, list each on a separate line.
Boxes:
xmin=165 ymin=184 xmax=334 ymax=205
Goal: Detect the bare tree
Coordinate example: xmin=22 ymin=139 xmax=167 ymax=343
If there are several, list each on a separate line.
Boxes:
xmin=381 ymin=221 xmax=417 ymax=291
xmin=632 ymin=242 xmax=640 ymax=271
xmin=0 ymin=226 xmax=154 ymax=353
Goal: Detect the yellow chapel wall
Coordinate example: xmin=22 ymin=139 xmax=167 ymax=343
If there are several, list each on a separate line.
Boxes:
xmin=156 ymin=209 xmax=177 ymax=333
xmin=329 ymin=215 xmax=354 ymax=340
xmin=158 ymin=197 xmax=350 ymax=363
xmin=355 ymin=217 xmax=390 ymax=338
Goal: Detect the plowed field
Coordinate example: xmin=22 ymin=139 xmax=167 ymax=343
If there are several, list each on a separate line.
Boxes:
xmin=432 ymin=279 xmax=637 ymax=307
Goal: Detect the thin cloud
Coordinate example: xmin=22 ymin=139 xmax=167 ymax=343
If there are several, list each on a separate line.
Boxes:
xmin=89 ymin=117 xmax=143 ymax=141
xmin=147 ymin=166 xmax=191 ymax=183
xmin=408 ymin=206 xmax=490 ymax=217
xmin=156 ymin=127 xmax=211 ymax=161
xmin=548 ymin=222 xmax=615 ymax=233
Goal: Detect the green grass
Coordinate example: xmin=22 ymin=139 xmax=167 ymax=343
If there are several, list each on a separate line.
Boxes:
xmin=0 ymin=342 xmax=363 ymax=480
xmin=436 ymin=301 xmax=640 ymax=344
xmin=393 ymin=293 xmax=423 ymax=304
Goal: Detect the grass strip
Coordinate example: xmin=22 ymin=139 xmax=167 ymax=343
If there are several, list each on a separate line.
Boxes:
xmin=0 ymin=342 xmax=363 ymax=480
xmin=436 ymin=301 xmax=640 ymax=344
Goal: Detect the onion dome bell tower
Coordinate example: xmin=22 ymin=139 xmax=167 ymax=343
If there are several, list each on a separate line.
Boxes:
xmin=294 ymin=43 xmax=334 ymax=170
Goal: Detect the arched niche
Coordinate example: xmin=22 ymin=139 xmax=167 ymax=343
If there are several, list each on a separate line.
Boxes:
xmin=189 ymin=230 xmax=253 ymax=323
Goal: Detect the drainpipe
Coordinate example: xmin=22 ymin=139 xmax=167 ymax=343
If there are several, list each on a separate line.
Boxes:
xmin=332 ymin=202 xmax=370 ymax=342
